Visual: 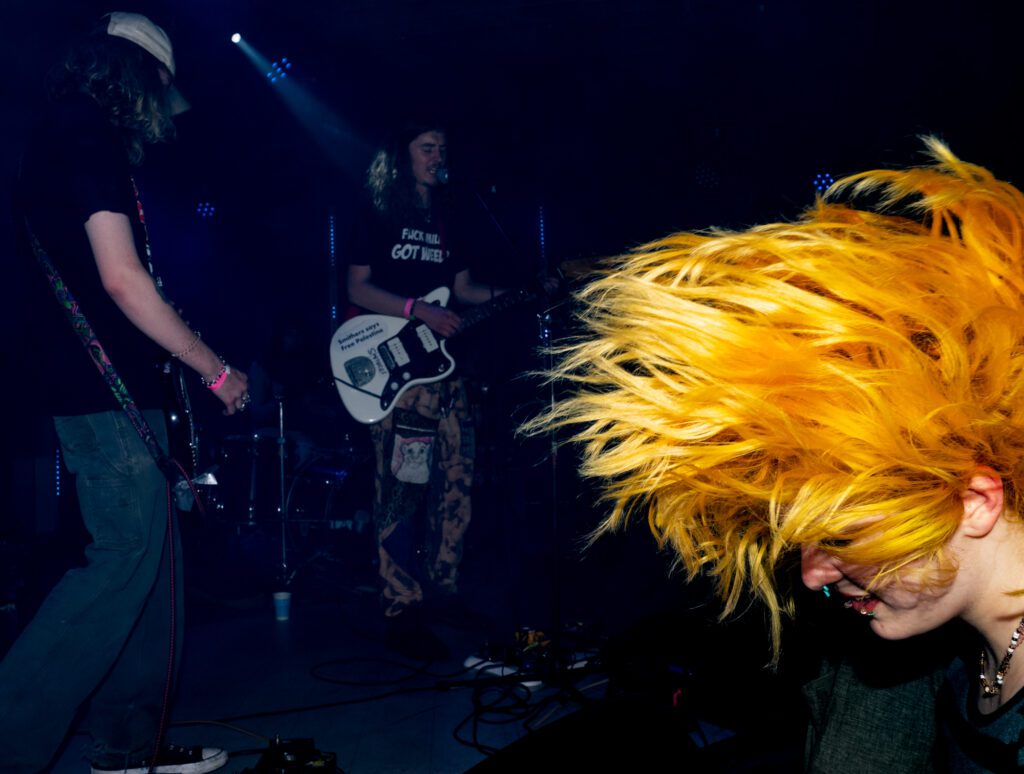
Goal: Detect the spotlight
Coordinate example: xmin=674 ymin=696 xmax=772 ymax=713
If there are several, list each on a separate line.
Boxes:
xmin=231 ymin=33 xmax=242 ymax=44
xmin=693 ymin=162 xmax=720 ymax=189
xmin=266 ymin=58 xmax=292 ymax=82
xmin=813 ymin=171 xmax=836 ymax=194
xmin=196 ymin=201 xmax=216 ymax=219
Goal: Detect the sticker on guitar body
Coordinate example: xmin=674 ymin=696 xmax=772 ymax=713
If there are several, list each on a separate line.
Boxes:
xmin=330 ymin=284 xmax=540 ymax=424
xmin=335 ymin=320 xmax=385 ymax=352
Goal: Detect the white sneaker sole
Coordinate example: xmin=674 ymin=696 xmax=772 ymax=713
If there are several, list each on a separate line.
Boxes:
xmin=91 ymin=747 xmax=228 ymax=774
xmin=463 ymin=655 xmax=544 ymax=689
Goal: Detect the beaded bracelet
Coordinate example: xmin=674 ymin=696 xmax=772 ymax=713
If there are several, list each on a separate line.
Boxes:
xmin=202 ymin=363 xmax=231 ymax=391
xmin=403 ymin=297 xmax=416 ymax=320
xmin=171 ymin=331 xmax=201 ymax=360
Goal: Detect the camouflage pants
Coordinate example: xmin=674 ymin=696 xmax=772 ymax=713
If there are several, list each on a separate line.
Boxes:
xmin=369 ymin=378 xmax=474 ymax=617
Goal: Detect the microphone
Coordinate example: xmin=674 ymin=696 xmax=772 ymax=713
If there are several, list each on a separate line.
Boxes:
xmin=434 ymin=166 xmax=449 ymax=184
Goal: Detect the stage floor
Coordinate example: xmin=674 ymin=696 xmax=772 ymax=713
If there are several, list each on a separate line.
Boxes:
xmin=30 ymin=455 xmax=804 ymax=773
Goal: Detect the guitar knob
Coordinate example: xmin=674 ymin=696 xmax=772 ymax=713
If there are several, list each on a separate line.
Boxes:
xmin=402 ymin=371 xmax=410 ymax=380
xmin=390 ymin=381 xmax=399 ymax=391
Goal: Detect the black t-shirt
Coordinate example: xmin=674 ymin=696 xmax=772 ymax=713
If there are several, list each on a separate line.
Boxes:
xmin=937 ymin=656 xmax=1024 ymax=772
xmin=349 ymin=197 xmax=468 ymax=301
xmin=14 ymin=93 xmax=165 ymax=416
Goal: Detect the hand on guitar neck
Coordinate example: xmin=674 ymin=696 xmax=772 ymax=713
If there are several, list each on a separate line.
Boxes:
xmin=413 ymin=298 xmax=463 ymax=338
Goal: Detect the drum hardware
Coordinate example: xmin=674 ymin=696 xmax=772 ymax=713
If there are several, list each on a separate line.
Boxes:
xmin=213 ymin=438 xmax=367 ymax=526
xmin=217 ymin=433 xmax=283 ymax=525
xmin=204 ymin=397 xmax=373 ymax=589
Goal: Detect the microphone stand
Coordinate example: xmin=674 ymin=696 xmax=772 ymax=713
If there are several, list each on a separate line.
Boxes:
xmin=275 ymin=392 xmax=291 ymax=588
xmin=456 ymin=303 xmax=594 ymax=722
xmin=539 ymin=310 xmax=564 ymax=670
xmin=442 ymin=174 xmax=594 ymax=710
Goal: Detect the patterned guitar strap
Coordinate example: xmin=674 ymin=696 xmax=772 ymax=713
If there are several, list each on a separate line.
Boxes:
xmin=23 ymin=177 xmax=187 ymax=492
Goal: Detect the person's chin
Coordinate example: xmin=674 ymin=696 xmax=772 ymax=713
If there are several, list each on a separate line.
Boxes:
xmin=869 ymin=613 xmax=934 ymax=641
xmin=869 ymin=618 xmax=910 ymax=639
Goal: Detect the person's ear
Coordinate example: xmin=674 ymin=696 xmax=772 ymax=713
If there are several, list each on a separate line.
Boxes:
xmin=961 ymin=468 xmax=1004 ymax=538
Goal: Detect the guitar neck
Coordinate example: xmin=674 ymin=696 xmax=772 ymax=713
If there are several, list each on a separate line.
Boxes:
xmin=456 ymin=287 xmax=535 ymax=335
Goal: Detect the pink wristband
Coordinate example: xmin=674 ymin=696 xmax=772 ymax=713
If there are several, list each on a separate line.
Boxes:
xmin=403 ymin=297 xmax=416 ymax=320
xmin=207 ymin=364 xmax=231 ymax=391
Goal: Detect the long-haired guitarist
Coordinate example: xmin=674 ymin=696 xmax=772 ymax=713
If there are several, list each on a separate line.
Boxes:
xmin=4 ymin=13 xmax=245 ymax=773
xmin=347 ymin=121 xmax=504 ymax=660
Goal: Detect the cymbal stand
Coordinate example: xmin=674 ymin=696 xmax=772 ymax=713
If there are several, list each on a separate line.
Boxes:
xmin=244 ymin=442 xmax=259 ymax=527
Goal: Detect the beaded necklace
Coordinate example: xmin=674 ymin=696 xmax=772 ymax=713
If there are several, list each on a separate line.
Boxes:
xmin=979 ymin=616 xmax=1024 ymax=698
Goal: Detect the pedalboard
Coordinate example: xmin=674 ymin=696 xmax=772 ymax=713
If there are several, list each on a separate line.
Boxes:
xmin=240 ymin=737 xmax=340 ymax=773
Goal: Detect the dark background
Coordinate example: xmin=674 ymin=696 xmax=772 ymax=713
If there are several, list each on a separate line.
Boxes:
xmin=2 ymin=0 xmax=1023 ymax=626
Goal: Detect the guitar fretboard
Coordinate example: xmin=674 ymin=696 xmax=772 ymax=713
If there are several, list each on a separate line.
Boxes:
xmin=457 ymin=287 xmax=535 ymax=334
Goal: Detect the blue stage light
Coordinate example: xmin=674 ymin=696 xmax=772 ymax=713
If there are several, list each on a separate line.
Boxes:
xmin=538 ymin=205 xmax=547 ymax=262
xmin=231 ymin=33 xmax=241 ymax=44
xmin=814 ymin=171 xmax=836 ymax=194
xmin=196 ymin=201 xmax=216 ymax=219
xmin=694 ymin=162 xmax=720 ymax=189
xmin=266 ymin=58 xmax=293 ymax=84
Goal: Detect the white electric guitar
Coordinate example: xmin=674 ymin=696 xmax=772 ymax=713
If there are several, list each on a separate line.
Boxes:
xmin=330 ymin=285 xmax=538 ymax=424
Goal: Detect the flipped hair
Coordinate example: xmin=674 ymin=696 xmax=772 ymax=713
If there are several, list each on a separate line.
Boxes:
xmin=48 ymin=30 xmax=176 ymax=165
xmin=534 ymin=139 xmax=1024 ymax=654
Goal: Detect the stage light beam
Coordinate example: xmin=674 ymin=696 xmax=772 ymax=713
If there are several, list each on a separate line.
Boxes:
xmin=231 ymin=36 xmax=370 ymax=172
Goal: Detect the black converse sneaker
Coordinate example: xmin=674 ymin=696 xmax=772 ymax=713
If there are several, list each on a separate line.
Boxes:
xmin=90 ymin=744 xmax=228 ymax=774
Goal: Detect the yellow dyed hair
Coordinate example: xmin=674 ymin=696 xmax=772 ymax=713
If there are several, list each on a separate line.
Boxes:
xmin=536 ymin=139 xmax=1024 ymax=654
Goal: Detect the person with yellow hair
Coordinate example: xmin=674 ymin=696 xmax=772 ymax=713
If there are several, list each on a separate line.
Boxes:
xmin=538 ymin=139 xmax=1024 ymax=771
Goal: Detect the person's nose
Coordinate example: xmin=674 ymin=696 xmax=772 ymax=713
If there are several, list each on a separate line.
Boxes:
xmin=800 ymin=544 xmax=843 ymax=590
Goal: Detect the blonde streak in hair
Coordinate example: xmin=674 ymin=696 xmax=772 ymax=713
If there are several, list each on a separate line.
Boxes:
xmin=960 ymin=194 xmax=1024 ymax=303
xmin=610 ymin=252 xmax=868 ymax=489
xmin=366 ymin=150 xmax=392 ymax=211
xmin=777 ymin=481 xmax=957 ymax=584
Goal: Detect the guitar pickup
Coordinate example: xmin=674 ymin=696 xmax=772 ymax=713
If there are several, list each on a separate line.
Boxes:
xmin=416 ymin=325 xmax=439 ymax=353
xmin=385 ymin=338 xmax=410 ymax=366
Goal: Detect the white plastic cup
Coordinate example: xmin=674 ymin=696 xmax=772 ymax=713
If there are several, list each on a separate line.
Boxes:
xmin=273 ymin=591 xmax=292 ymax=621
